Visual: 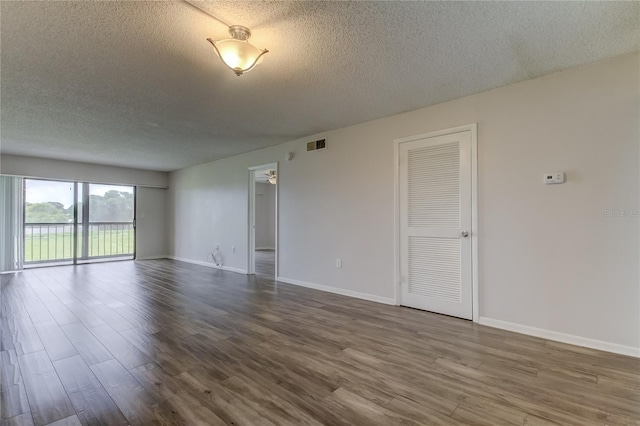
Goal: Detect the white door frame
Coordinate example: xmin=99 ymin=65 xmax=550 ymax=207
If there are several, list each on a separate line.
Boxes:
xmin=393 ymin=124 xmax=479 ymax=322
xmin=248 ymin=162 xmax=279 ymax=276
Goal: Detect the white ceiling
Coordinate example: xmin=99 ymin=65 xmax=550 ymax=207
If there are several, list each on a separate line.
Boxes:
xmin=1 ymin=1 xmax=638 ymax=172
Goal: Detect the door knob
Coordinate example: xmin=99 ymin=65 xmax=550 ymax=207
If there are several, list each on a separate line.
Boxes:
xmin=460 ymin=231 xmax=469 ymax=238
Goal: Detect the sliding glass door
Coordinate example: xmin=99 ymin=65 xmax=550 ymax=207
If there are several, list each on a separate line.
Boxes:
xmin=23 ymin=179 xmax=135 ymax=267
xmin=24 ymin=179 xmax=76 ymax=265
xmin=78 ymin=183 xmax=135 ymax=263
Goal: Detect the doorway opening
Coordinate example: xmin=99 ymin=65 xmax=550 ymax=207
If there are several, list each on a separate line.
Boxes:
xmin=23 ymin=178 xmax=136 ymax=267
xmin=248 ymin=163 xmax=278 ymax=278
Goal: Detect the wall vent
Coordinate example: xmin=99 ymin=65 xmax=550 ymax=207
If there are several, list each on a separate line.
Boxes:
xmin=306 ymin=139 xmax=326 ymax=152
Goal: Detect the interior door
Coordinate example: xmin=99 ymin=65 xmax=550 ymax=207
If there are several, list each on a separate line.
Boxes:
xmin=399 ymin=130 xmax=473 ymax=319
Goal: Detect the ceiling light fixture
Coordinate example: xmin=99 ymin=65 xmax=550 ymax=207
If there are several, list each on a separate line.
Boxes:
xmin=262 ymin=170 xmax=277 ymax=185
xmin=207 ymin=25 xmax=268 ymax=76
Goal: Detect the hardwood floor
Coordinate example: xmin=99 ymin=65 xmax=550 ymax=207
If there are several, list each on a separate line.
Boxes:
xmin=1 ymin=260 xmax=638 ymax=426
xmin=254 ymin=250 xmax=275 ymax=278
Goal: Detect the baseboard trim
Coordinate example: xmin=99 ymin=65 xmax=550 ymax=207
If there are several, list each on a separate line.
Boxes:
xmin=167 ymin=256 xmax=247 ymax=275
xmin=276 ymin=276 xmax=396 ymax=306
xmin=479 ymin=316 xmax=640 ymax=358
xmin=220 ymin=265 xmax=248 ymax=274
xmin=136 ymin=255 xmax=170 ymax=260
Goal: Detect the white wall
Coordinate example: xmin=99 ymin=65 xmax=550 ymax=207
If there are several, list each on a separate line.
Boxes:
xmin=136 ymin=187 xmax=168 ymax=259
xmin=0 ymin=155 xmax=169 ymax=188
xmin=0 ymin=155 xmax=169 ymax=260
xmin=168 ymin=53 xmax=639 ymax=352
xmin=255 ymin=182 xmax=276 ymax=250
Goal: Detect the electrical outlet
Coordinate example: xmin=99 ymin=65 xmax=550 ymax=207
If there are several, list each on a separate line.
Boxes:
xmin=232 ymin=246 xmax=236 ymax=253
xmin=216 ymin=245 xmax=219 ymax=250
xmin=336 ymin=258 xmax=342 ymax=268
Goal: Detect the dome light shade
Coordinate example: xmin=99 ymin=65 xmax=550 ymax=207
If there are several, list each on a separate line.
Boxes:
xmin=207 ymin=25 xmax=268 ymax=76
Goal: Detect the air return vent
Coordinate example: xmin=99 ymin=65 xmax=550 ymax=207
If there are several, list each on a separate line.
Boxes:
xmin=307 ymin=139 xmax=326 ymax=152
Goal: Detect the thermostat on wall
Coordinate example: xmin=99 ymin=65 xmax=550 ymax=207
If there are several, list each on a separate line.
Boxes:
xmin=544 ymin=172 xmax=565 ymax=184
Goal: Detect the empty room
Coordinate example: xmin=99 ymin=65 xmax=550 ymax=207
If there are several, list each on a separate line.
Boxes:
xmin=1 ymin=1 xmax=639 ymax=425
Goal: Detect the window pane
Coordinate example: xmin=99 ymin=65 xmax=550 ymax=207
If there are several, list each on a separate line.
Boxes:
xmin=24 ymin=179 xmax=75 ymax=264
xmin=86 ymin=184 xmax=135 ymax=259
xmin=89 ymin=184 xmax=134 ymax=222
xmin=25 ymin=179 xmax=74 ymax=224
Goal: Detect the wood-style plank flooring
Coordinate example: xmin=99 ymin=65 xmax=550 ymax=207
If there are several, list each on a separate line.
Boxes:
xmin=1 ymin=260 xmax=638 ymax=425
xmin=255 ymin=250 xmax=275 ymax=278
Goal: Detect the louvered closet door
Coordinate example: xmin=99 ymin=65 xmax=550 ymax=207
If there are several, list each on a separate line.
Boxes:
xmin=399 ymin=131 xmax=472 ymax=319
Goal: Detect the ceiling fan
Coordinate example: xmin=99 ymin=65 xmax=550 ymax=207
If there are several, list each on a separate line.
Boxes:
xmin=262 ymin=170 xmax=277 ymax=185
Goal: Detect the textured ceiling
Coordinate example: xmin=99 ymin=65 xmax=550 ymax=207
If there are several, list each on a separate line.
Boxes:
xmin=1 ymin=1 xmax=638 ymax=171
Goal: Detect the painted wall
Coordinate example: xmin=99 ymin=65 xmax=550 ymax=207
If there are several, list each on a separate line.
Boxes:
xmin=167 ymin=53 xmax=639 ymax=351
xmin=255 ymin=182 xmax=276 ymax=250
xmin=0 ymin=155 xmax=169 ymax=188
xmin=135 ymin=187 xmax=168 ymax=259
xmin=0 ymin=156 xmax=169 ymax=259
